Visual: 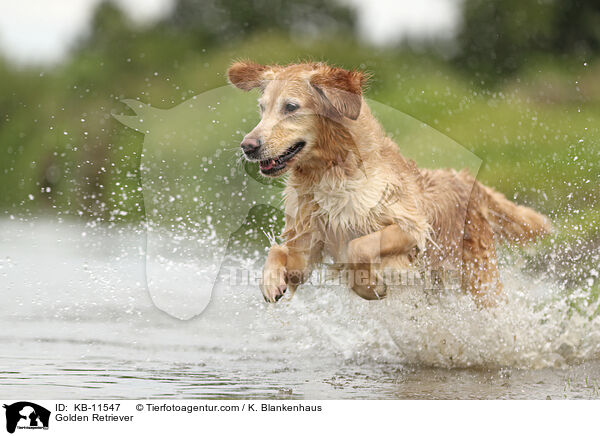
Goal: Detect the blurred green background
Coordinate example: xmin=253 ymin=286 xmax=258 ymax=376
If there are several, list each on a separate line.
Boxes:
xmin=0 ymin=0 xmax=598 ymax=269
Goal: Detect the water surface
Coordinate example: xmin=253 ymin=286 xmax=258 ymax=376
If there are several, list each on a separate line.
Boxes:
xmin=2 ymin=219 xmax=600 ymax=399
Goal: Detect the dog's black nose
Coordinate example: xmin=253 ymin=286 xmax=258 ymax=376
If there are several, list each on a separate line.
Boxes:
xmin=241 ymin=137 xmax=261 ymax=156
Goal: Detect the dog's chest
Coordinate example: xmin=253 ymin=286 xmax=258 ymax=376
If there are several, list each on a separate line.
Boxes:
xmin=312 ymin=177 xmax=383 ymax=229
xmin=287 ymin=174 xmax=391 ymax=260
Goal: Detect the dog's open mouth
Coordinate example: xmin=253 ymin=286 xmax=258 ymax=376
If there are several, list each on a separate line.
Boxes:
xmin=259 ymin=141 xmax=306 ymax=175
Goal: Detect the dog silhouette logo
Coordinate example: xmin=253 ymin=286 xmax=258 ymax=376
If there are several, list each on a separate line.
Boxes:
xmin=3 ymin=402 xmax=50 ymax=433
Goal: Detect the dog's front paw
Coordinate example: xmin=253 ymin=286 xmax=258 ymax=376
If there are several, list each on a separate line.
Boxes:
xmin=260 ymin=266 xmax=287 ymax=303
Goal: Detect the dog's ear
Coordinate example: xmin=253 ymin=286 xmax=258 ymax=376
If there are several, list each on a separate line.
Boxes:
xmin=227 ymin=61 xmax=270 ymax=91
xmin=310 ymin=67 xmax=367 ymax=120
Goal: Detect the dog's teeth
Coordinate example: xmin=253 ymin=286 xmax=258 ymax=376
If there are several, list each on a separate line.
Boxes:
xmin=260 ymin=159 xmax=276 ymax=171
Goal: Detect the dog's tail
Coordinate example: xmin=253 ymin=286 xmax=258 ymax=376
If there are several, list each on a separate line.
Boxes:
xmin=483 ymin=185 xmax=553 ymax=244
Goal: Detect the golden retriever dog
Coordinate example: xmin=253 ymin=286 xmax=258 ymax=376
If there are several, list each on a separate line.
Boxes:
xmin=227 ymin=61 xmax=552 ymax=307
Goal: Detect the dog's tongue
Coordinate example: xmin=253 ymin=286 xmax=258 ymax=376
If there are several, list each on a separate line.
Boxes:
xmin=260 ymin=159 xmax=276 ymax=171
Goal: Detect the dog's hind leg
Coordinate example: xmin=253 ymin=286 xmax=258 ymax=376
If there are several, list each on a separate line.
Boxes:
xmin=461 ymin=207 xmax=504 ymax=307
xmin=347 ymin=224 xmax=417 ymax=300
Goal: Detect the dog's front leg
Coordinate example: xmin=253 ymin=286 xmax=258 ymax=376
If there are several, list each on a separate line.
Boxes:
xmin=260 ymin=244 xmax=289 ymax=303
xmin=347 ymin=224 xmax=417 ymax=300
xmin=260 ymin=233 xmax=320 ymax=303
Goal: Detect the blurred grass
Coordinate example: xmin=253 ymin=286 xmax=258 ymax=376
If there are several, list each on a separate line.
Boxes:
xmin=0 ymin=30 xmax=598 ymax=241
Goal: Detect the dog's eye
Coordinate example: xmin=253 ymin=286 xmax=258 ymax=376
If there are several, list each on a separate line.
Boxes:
xmin=285 ymin=103 xmax=299 ymax=113
xmin=258 ymin=103 xmax=265 ymax=113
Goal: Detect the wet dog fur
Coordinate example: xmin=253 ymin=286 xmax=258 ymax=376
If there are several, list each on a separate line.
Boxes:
xmin=228 ymin=61 xmax=552 ymax=307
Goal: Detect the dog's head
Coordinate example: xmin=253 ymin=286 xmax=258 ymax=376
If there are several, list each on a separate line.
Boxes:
xmin=227 ymin=61 xmax=367 ymax=177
